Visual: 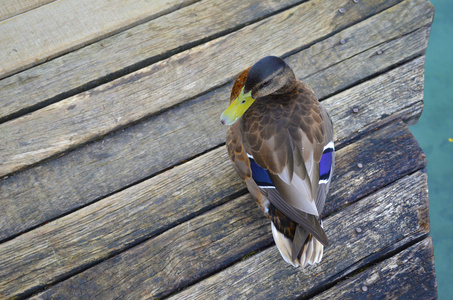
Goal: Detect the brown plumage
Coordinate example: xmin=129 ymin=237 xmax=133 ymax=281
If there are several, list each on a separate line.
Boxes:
xmin=222 ymin=56 xmax=335 ymax=267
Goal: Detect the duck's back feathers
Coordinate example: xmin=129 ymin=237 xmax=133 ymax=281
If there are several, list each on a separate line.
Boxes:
xmin=241 ymin=81 xmax=332 ymax=217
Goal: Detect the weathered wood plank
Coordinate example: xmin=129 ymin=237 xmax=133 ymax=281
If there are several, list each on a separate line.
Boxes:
xmin=287 ymin=0 xmax=433 ymax=102
xmin=302 ymin=24 xmax=431 ymax=104
xmin=1 ymin=0 xmax=418 ymax=177
xmin=313 ymin=238 xmax=437 ymax=300
xmin=322 ymin=50 xmax=426 ymax=143
xmin=0 ymin=0 xmax=199 ymax=79
xmin=0 ymin=0 xmax=302 ymax=121
xmin=0 ymin=151 xmax=242 ymax=298
xmin=0 ymin=122 xmax=425 ymax=299
xmin=27 ymin=195 xmax=269 ymax=300
xmin=29 ymin=168 xmax=429 ymax=299
xmin=0 ymin=0 xmax=55 ymax=22
xmin=325 ymin=121 xmax=426 ymax=216
xmin=0 ymin=55 xmax=427 ymax=242
xmin=166 ymin=170 xmax=429 ymax=299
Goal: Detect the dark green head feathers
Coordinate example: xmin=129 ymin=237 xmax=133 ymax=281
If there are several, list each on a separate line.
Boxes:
xmin=244 ymin=56 xmax=296 ymax=98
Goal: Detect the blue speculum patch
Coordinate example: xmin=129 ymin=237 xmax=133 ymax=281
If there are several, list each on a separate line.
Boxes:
xmin=319 ymin=148 xmax=333 ymax=181
xmin=249 ymin=156 xmax=274 ymax=188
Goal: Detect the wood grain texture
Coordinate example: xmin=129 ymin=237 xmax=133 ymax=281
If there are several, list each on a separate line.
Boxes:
xmin=165 ymin=170 xmax=430 ymax=299
xmin=0 ymin=0 xmax=199 ymax=79
xmin=31 ymin=168 xmax=429 ymax=299
xmin=0 ymin=122 xmax=425 ymax=299
xmin=0 ymin=0 xmax=56 ymax=22
xmin=0 ymin=0 xmax=301 ymax=121
xmin=313 ymin=238 xmax=437 ymax=300
xmin=0 ymin=0 xmax=413 ymax=177
xmin=324 ymin=55 xmax=426 ymax=144
xmin=0 ymin=148 xmax=242 ymax=298
xmin=0 ymin=0 xmax=435 ymax=297
xmin=324 ymin=121 xmax=426 ymax=217
xmin=287 ymin=0 xmax=433 ymax=100
xmin=29 ymin=195 xmax=270 ymax=300
xmin=0 ymin=55 xmax=427 ymax=242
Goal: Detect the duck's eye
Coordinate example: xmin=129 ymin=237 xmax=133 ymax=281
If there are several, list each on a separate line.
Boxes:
xmin=241 ymin=100 xmax=246 ymax=104
xmin=262 ymin=79 xmax=271 ymax=87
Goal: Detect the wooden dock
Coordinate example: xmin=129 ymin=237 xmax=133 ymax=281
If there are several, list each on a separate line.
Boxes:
xmin=0 ymin=0 xmax=437 ymax=298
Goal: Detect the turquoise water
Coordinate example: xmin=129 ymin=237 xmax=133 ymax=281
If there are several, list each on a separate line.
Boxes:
xmin=409 ymin=0 xmax=453 ymax=298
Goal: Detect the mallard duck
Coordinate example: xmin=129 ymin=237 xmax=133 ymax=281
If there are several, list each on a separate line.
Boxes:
xmin=220 ymin=56 xmax=335 ymax=267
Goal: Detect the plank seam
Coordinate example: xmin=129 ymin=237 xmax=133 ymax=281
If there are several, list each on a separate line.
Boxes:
xmin=322 ymin=139 xmax=426 ymax=220
xmin=317 ymin=53 xmax=427 ymax=104
xmin=0 ymin=0 xmax=58 ymax=22
xmin=0 ymin=141 xmax=243 ymax=244
xmin=15 ymin=191 xmax=251 ymax=300
xmin=0 ymin=0 xmax=204 ymax=82
xmin=278 ymin=0 xmax=406 ymax=64
xmin=303 ymin=24 xmax=430 ymax=86
xmin=331 ymin=99 xmax=425 ymax=151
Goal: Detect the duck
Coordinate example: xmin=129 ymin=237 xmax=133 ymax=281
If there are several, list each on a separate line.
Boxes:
xmin=220 ymin=56 xmax=335 ymax=267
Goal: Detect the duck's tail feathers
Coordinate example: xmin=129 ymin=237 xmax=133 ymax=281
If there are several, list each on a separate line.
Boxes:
xmin=271 ymin=222 xmax=324 ymax=268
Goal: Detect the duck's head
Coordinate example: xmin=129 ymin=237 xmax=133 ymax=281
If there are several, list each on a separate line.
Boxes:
xmin=220 ymin=56 xmax=296 ymax=125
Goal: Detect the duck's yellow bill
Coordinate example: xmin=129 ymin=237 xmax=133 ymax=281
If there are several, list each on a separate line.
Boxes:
xmin=220 ymin=88 xmax=255 ymax=125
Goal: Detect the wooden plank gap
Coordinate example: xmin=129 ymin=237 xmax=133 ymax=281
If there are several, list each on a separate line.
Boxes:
xmin=0 ymin=0 xmax=202 ymax=80
xmin=308 ymin=23 xmax=429 ymax=99
xmin=317 ymin=49 xmax=428 ymax=103
xmin=0 ymin=0 xmax=57 ymax=22
xmin=326 ymin=226 xmax=430 ymax=290
xmin=278 ymin=0 xmax=407 ymax=61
